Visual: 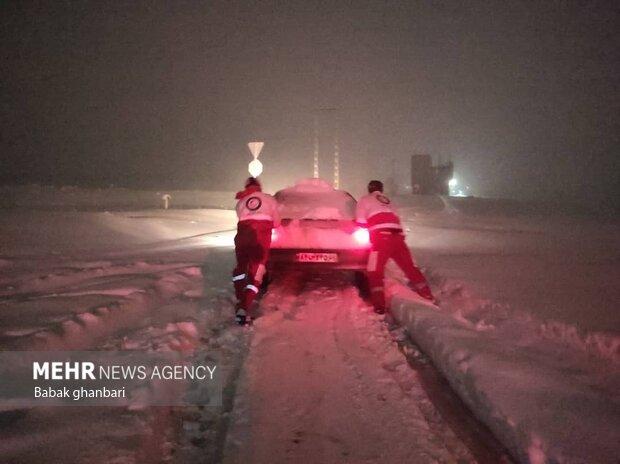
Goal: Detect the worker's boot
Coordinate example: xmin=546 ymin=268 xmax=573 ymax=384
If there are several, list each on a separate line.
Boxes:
xmin=413 ymin=283 xmax=436 ymax=303
xmin=370 ymin=285 xmax=386 ymax=315
xmin=235 ymin=307 xmax=248 ymax=325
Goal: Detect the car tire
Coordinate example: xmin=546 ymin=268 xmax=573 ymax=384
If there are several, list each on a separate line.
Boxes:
xmin=354 ymin=271 xmax=370 ymax=299
xmin=260 ymin=270 xmax=272 ymax=293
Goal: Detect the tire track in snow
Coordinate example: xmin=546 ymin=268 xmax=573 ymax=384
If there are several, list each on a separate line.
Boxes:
xmin=223 ymin=274 xmax=488 ymax=464
xmin=1 ymin=267 xmax=201 ymax=351
xmin=0 ymin=260 xmax=249 ymax=464
xmin=0 ymin=262 xmax=197 ymax=300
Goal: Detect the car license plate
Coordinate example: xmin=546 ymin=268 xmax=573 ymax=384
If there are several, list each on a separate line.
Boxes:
xmin=296 ymin=252 xmax=338 ymax=263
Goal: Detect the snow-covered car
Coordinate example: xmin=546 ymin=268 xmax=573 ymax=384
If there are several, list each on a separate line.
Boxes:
xmin=268 ymin=179 xmax=371 ymax=271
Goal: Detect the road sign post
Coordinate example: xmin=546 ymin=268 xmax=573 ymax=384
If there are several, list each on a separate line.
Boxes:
xmin=247 ymin=141 xmax=264 ymax=177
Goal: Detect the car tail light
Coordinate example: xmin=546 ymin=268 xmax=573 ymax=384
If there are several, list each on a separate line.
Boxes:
xmin=352 ymin=227 xmax=369 ymax=245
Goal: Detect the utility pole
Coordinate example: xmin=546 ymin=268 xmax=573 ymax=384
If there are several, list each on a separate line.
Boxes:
xmin=313 ymin=107 xmax=340 ymax=185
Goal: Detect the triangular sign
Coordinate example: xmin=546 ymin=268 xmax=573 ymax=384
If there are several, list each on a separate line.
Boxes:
xmin=248 ymin=141 xmax=264 ymax=158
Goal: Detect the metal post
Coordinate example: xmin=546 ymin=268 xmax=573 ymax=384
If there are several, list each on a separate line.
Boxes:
xmin=313 ymin=115 xmax=319 ymax=178
xmin=333 ymin=135 xmax=340 ymax=189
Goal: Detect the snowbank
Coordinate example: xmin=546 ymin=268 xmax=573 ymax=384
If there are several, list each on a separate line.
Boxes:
xmin=0 ymin=185 xmax=236 ymax=211
xmin=397 ymin=196 xmax=620 ymax=358
xmin=0 ymin=208 xmax=236 ymax=256
xmin=389 ymin=284 xmax=620 ymax=464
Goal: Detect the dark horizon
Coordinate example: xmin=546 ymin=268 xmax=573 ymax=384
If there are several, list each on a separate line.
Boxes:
xmin=2 ymin=1 xmax=618 ymax=205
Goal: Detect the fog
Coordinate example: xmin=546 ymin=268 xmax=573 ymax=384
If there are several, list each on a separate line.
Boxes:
xmin=1 ymin=1 xmax=618 ymax=207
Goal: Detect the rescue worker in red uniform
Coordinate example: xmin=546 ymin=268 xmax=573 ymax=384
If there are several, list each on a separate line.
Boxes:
xmin=356 ymin=180 xmax=435 ymax=314
xmin=232 ymin=177 xmax=280 ymax=325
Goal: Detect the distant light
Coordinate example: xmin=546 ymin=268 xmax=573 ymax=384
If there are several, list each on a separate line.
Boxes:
xmin=353 ymin=227 xmax=370 ymax=245
xmin=249 ymin=159 xmax=263 ymax=177
xmin=448 ymin=178 xmax=458 ymax=188
xmin=271 ymin=228 xmax=278 ymax=242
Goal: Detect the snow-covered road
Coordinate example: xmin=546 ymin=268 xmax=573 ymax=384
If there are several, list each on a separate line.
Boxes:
xmin=0 ymin=195 xmax=617 ymax=463
xmin=223 ymin=273 xmax=510 ymax=464
xmin=0 ymin=248 xmax=510 ymax=464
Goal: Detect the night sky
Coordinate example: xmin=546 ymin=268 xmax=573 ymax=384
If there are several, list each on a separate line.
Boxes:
xmin=2 ymin=1 xmax=618 ymax=203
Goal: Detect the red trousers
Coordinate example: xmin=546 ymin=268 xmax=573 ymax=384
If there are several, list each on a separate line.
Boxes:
xmin=232 ymin=221 xmax=272 ymax=311
xmin=367 ymin=230 xmax=428 ymax=311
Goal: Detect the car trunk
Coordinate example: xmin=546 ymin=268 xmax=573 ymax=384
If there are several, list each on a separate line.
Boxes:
xmin=271 ymin=218 xmax=362 ymax=250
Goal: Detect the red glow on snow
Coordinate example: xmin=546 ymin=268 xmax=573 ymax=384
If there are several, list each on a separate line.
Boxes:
xmin=353 ymin=227 xmax=369 ymax=245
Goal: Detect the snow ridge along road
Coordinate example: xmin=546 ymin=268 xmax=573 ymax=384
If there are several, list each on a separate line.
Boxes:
xmin=389 ymin=281 xmax=620 ymax=464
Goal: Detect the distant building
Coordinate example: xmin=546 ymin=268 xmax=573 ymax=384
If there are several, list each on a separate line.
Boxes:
xmin=410 ymin=154 xmax=453 ymax=195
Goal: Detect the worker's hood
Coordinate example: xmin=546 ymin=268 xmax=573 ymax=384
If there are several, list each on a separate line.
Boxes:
xmin=235 ymin=185 xmax=262 ymax=200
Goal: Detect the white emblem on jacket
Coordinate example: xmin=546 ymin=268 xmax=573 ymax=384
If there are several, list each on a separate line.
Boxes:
xmin=355 ymin=191 xmax=402 ymax=231
xmin=236 ymin=191 xmax=280 ymax=225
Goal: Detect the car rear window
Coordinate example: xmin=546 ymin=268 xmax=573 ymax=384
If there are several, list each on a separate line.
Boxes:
xmin=275 ymin=190 xmax=356 ymax=220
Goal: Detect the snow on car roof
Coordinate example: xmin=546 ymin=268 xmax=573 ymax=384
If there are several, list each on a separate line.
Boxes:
xmin=287 ymin=178 xmax=334 ymax=192
xmin=275 ymin=179 xmax=356 ymax=220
